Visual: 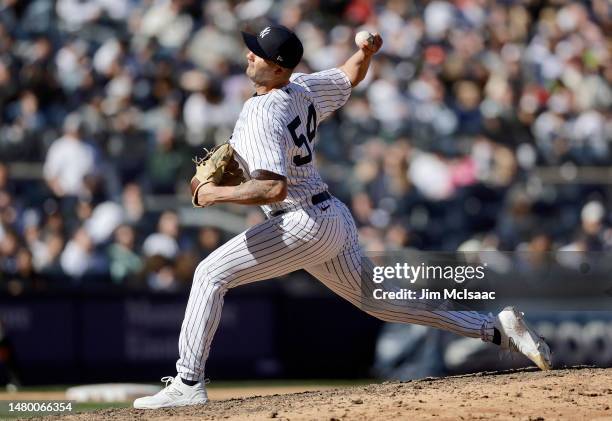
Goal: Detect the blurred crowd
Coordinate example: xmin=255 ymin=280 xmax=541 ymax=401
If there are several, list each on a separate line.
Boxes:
xmin=0 ymin=0 xmax=611 ymax=292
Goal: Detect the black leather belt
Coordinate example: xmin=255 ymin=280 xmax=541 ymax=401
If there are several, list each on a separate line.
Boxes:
xmin=269 ymin=191 xmax=331 ymax=218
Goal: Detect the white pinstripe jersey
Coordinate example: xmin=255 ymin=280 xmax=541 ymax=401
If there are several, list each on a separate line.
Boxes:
xmin=229 ymin=68 xmax=352 ymax=214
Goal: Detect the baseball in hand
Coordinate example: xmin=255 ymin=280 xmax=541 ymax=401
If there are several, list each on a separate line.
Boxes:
xmin=355 ymin=31 xmax=374 ymax=48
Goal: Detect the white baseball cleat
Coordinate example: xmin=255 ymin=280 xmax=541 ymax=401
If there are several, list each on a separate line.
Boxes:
xmin=133 ymin=376 xmax=208 ymax=409
xmin=495 ymin=307 xmax=552 ymax=370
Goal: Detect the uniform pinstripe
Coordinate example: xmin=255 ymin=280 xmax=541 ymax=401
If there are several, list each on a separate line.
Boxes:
xmin=176 ymin=68 xmax=494 ymax=381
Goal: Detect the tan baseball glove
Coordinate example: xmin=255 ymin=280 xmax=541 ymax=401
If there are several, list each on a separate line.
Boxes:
xmin=190 ymin=143 xmax=246 ymax=207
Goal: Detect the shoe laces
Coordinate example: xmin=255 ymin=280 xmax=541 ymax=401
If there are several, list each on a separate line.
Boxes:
xmin=160 ymin=376 xmax=210 ymax=388
xmin=161 ymin=376 xmax=176 ymax=389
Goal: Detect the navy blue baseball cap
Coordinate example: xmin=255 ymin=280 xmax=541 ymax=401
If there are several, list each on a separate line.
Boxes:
xmin=241 ymin=24 xmax=303 ymax=69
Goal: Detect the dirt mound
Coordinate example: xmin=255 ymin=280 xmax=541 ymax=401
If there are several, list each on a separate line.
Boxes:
xmin=37 ymin=367 xmax=612 ymax=421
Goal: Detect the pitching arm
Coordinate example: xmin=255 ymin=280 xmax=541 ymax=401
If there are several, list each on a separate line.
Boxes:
xmin=338 ymin=33 xmax=383 ymax=87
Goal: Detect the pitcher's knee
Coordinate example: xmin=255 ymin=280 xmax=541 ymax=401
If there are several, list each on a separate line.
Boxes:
xmin=192 ymin=259 xmax=236 ymax=290
xmin=192 ymin=260 xmax=216 ymax=287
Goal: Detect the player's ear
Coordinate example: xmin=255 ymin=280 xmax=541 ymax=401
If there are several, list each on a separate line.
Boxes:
xmin=276 ymin=66 xmax=293 ymax=79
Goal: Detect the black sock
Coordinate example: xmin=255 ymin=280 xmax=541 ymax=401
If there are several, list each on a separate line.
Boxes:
xmin=181 ymin=378 xmax=198 ymax=386
xmin=492 ymin=327 xmax=502 ymax=345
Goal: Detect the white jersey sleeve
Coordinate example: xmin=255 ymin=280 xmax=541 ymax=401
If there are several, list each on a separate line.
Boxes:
xmin=240 ymin=98 xmax=287 ymax=176
xmin=290 ymin=68 xmax=352 ymax=120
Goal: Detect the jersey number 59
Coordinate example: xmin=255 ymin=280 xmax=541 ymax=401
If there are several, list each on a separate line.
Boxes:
xmin=287 ymin=104 xmax=317 ymax=166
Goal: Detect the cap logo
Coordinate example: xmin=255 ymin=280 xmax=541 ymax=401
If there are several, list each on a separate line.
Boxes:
xmin=259 ymin=27 xmax=271 ymax=38
xmin=276 ymin=55 xmax=283 ymax=62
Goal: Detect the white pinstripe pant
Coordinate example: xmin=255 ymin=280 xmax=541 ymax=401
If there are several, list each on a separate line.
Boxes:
xmin=176 ymin=197 xmax=494 ymax=381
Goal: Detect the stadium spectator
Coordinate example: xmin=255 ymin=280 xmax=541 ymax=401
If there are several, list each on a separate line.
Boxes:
xmin=59 ymin=227 xmax=95 ymax=279
xmin=147 ymin=128 xmax=188 ymax=194
xmin=142 ymin=211 xmax=180 ymax=260
xmin=145 ymin=255 xmax=179 ymax=291
xmin=121 ymin=183 xmax=146 ymax=225
xmin=43 ymin=113 xmax=99 ymax=199
xmin=194 ymin=226 xmax=222 ymax=260
xmin=0 ymin=0 xmax=609 ymax=289
xmin=108 ymin=224 xmax=143 ymax=284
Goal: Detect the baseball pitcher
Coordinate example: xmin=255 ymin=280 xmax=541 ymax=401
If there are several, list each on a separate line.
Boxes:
xmin=134 ymin=25 xmax=551 ymax=409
